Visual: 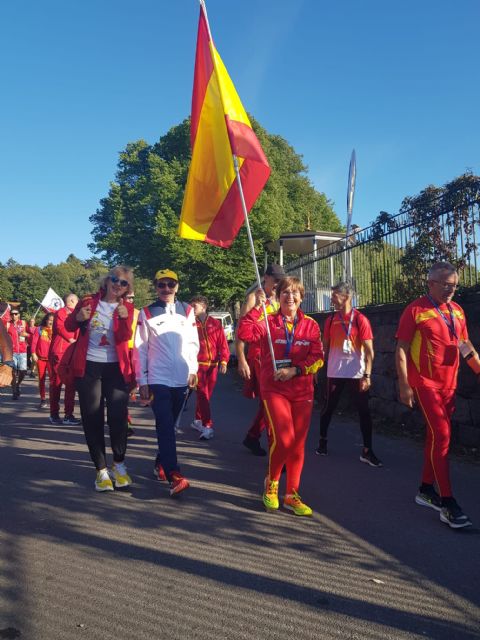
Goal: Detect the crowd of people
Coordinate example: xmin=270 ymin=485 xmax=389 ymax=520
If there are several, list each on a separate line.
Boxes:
xmin=0 ymin=261 xmax=477 ymax=529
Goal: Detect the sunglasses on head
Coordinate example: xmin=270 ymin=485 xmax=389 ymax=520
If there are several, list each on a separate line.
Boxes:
xmin=156 ymin=280 xmax=177 ymax=290
xmin=110 ymin=275 xmax=129 ymax=287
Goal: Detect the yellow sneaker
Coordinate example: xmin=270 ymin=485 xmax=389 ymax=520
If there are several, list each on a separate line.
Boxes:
xmin=283 ymin=491 xmax=313 ymax=516
xmin=111 ymin=462 xmax=132 ymax=489
xmin=95 ymin=469 xmax=114 ymax=492
xmin=263 ymin=478 xmax=279 ymax=512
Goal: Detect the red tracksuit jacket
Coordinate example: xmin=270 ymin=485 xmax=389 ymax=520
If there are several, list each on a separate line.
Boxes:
xmin=50 ymin=307 xmax=79 ymax=359
xmin=31 ymin=326 xmax=52 ymax=360
xmin=196 ymin=316 xmax=230 ymax=367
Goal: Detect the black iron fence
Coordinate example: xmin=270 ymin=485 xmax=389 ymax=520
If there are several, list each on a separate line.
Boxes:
xmin=284 ymin=197 xmax=480 ymax=312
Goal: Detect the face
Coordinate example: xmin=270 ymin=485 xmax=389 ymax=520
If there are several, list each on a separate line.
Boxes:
xmin=155 ymin=278 xmax=178 ymax=303
xmin=66 ymin=295 xmax=78 ymax=310
xmin=279 ymin=286 xmax=302 ymax=315
xmin=331 ymin=290 xmax=350 ymax=311
xmin=11 ymin=311 xmax=20 ymax=321
xmin=125 ymin=292 xmax=135 ymax=304
xmin=192 ymin=301 xmax=207 ymax=317
xmin=46 ymin=316 xmax=54 ymax=328
xmin=264 ymin=275 xmax=279 ymax=295
xmin=107 ymin=272 xmax=130 ymax=299
xmin=428 ymin=271 xmax=458 ymax=304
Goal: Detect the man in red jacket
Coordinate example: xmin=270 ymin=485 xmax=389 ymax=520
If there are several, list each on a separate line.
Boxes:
xmin=10 ymin=309 xmax=29 ymax=399
xmin=49 ymin=293 xmax=81 ymax=425
xmin=190 ymin=296 xmax=230 ymax=440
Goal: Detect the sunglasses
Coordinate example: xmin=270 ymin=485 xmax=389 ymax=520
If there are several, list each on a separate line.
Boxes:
xmin=11 ymin=312 xmax=19 ymax=315
xmin=126 ymin=296 xmax=135 ymax=300
xmin=156 ymin=281 xmax=177 ymax=290
xmin=110 ymin=275 xmax=129 ymax=287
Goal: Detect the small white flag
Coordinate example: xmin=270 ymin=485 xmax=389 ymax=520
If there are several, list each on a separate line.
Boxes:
xmin=39 ymin=288 xmax=64 ymax=312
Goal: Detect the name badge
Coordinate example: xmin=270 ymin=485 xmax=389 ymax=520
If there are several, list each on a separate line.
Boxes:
xmin=343 ymin=339 xmax=352 ymax=354
xmin=275 ymin=358 xmax=292 ymax=369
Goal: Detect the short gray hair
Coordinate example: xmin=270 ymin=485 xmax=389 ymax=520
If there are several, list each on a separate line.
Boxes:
xmin=427 ymin=262 xmax=457 ymax=280
xmin=331 ymin=281 xmax=355 ymax=296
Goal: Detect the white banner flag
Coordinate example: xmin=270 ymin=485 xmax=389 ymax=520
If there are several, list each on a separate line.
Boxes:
xmin=39 ymin=288 xmax=64 ymax=312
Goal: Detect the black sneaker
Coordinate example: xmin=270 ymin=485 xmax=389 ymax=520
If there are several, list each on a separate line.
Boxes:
xmin=127 ymin=427 xmax=135 ymax=438
xmin=63 ymin=415 xmax=81 ymax=425
xmin=49 ymin=415 xmax=63 ymax=425
xmin=360 ymin=449 xmax=383 ymax=467
xmin=243 ymin=436 xmax=267 ymax=457
xmin=315 ymin=439 xmax=328 ymax=456
xmin=38 ymin=400 xmax=48 ymax=410
xmin=415 ymin=485 xmax=442 ymax=512
xmin=440 ymin=499 xmax=472 ymax=529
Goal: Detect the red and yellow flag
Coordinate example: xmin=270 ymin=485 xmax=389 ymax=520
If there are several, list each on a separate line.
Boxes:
xmin=178 ymin=4 xmax=271 ymax=248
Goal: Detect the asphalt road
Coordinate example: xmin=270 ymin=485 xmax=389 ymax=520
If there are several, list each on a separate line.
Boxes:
xmin=0 ymin=372 xmax=479 ymax=640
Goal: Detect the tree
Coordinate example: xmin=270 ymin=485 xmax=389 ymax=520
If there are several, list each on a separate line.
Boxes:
xmin=89 ymin=118 xmax=341 ymax=307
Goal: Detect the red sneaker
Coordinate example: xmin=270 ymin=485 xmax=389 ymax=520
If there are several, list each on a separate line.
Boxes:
xmin=153 ymin=463 xmax=167 ymax=481
xmin=169 ymin=472 xmax=190 ymax=497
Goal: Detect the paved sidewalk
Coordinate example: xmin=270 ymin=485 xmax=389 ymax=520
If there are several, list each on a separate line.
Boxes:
xmin=0 ymin=374 xmax=479 ymax=640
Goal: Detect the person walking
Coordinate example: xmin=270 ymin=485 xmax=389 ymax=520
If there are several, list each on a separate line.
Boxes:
xmin=10 ymin=309 xmax=29 ymax=399
xmin=315 ymin=282 xmax=382 ymax=467
xmin=31 ymin=312 xmax=54 ymax=409
xmin=238 ymin=276 xmax=324 ymax=516
xmin=65 ymin=266 xmax=135 ymax=492
xmin=133 ymin=269 xmax=199 ymax=497
xmin=236 ymin=264 xmax=285 ymax=456
xmin=49 ymin=293 xmax=81 ymax=425
xmin=190 ymin=295 xmax=230 ymax=440
xmin=396 ymin=261 xmax=473 ymax=529
xmin=0 ymin=302 xmax=14 ymax=387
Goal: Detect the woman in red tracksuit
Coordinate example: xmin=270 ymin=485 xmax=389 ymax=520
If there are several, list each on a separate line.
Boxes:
xmin=238 ymin=276 xmax=324 ymax=517
xmin=31 ymin=313 xmax=54 ymax=409
xmin=190 ymin=296 xmax=230 ymax=440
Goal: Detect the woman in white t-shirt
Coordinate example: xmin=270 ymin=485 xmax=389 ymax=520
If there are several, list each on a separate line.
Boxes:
xmin=65 ymin=266 xmax=135 ymax=492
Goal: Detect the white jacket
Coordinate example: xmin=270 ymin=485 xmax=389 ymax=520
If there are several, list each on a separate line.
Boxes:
xmin=133 ymin=300 xmax=199 ymax=387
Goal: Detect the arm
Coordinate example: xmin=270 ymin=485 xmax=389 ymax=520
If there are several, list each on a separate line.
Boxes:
xmin=132 ymin=310 xmax=149 ymax=389
xmin=274 ymin=320 xmax=325 ymax=382
xmin=55 ymin=309 xmax=76 ymax=343
xmin=0 ymin=322 xmax=14 ymax=387
xmin=359 ymin=339 xmax=374 ymax=393
xmin=218 ymin=324 xmax=230 ymax=374
xmin=395 ymin=340 xmax=415 ymax=408
xmin=31 ymin=329 xmax=40 ymax=361
xmin=186 ymin=306 xmax=200 ymax=386
xmin=235 ymin=291 xmax=257 ymax=379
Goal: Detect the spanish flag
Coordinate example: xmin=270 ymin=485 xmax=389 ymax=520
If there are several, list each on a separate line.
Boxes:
xmin=178 ymin=2 xmax=271 ymax=248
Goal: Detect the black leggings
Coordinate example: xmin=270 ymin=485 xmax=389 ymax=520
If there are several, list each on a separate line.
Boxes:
xmin=75 ymin=361 xmax=129 ymax=470
xmin=319 ymin=377 xmax=372 ymax=449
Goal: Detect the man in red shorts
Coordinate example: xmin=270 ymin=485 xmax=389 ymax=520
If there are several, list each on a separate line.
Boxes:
xmin=396 ymin=262 xmax=472 ymax=529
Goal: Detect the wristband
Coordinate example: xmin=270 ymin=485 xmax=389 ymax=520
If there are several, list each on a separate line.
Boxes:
xmin=363 ymin=373 xmax=371 ymax=379
xmin=1 ymin=360 xmax=15 ymax=369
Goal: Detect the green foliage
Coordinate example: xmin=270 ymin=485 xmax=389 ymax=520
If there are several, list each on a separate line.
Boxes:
xmin=89 ymin=117 xmax=341 ymax=307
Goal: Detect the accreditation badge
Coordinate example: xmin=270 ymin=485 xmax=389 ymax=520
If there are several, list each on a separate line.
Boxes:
xmin=275 ymin=358 xmax=292 ymax=369
xmin=342 ymin=339 xmax=352 ymax=355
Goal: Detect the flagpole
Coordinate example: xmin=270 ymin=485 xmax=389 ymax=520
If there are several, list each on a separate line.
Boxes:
xmin=199 ymin=0 xmax=277 ymax=371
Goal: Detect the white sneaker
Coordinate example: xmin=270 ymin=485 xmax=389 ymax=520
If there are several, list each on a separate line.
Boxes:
xmin=190 ymin=419 xmax=204 ymax=432
xmin=200 ymin=426 xmax=214 ymax=440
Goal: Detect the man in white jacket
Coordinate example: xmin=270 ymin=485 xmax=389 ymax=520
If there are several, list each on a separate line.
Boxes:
xmin=133 ymin=269 xmax=199 ymax=496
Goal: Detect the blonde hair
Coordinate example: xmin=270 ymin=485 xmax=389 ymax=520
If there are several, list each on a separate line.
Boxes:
xmin=99 ymin=265 xmax=134 ymax=295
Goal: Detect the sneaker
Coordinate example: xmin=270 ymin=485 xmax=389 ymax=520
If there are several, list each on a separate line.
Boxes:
xmin=49 ymin=415 xmax=63 ymax=425
xmin=38 ymin=400 xmax=48 ymax=409
xmin=12 ymin=390 xmax=18 ymax=400
xmin=110 ymin=462 xmax=132 ymax=489
xmin=95 ymin=469 xmax=114 ymax=492
xmin=283 ymin=491 xmax=313 ymax=517
xmin=360 ymin=449 xmax=383 ymax=467
xmin=127 ymin=427 xmax=135 ymax=438
xmin=199 ymin=426 xmax=214 ymax=440
xmin=263 ymin=478 xmax=279 ymax=512
xmin=169 ymin=472 xmax=189 ymax=497
xmin=127 ymin=414 xmax=133 ymax=425
xmin=63 ymin=415 xmax=81 ymax=425
xmin=315 ymin=438 xmax=328 ymax=456
xmin=440 ymin=499 xmax=472 ymax=529
xmin=243 ymin=435 xmax=267 ymax=457
xmin=415 ymin=485 xmax=442 ymax=512
xmin=190 ymin=419 xmax=204 ymax=433
xmin=153 ymin=463 xmax=167 ymax=481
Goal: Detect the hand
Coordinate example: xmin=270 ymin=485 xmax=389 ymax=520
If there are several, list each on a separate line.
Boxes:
xmin=188 ymin=373 xmax=198 ymax=388
xmin=68 ymin=338 xmax=76 ymax=343
xmin=219 ymin=363 xmax=227 ymax=374
xmin=359 ymin=377 xmax=371 ymax=393
xmin=0 ymin=364 xmax=13 ymax=387
xmin=237 ymin=358 xmax=251 ymax=379
xmin=399 ymin=383 xmax=415 ymax=408
xmin=117 ymin=303 xmax=128 ymax=319
xmin=31 ymin=353 xmax=38 ymax=363
xmin=254 ymin=288 xmax=266 ymax=308
xmin=139 ymin=385 xmax=150 ymax=401
xmin=273 ymin=367 xmax=297 ymax=382
xmin=76 ymin=305 xmax=92 ymax=322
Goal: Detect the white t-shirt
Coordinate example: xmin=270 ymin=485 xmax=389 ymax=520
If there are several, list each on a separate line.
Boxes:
xmin=86 ymin=300 xmax=119 ymax=362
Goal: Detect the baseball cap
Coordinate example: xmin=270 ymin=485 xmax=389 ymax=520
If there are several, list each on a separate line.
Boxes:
xmin=264 ymin=264 xmax=286 ymax=278
xmin=154 ymin=269 xmax=178 ymax=282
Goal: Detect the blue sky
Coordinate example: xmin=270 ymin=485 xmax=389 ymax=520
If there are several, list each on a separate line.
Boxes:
xmin=1 ymin=0 xmax=478 ymax=266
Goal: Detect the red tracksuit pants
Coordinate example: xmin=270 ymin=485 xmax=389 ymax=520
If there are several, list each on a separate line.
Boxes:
xmin=49 ymin=357 xmax=75 ymax=417
xmin=414 ymin=386 xmax=455 ymax=497
xmin=195 ymin=365 xmax=219 ymax=427
xmin=263 ymin=392 xmax=313 ymax=494
xmin=36 ymin=359 xmax=52 ymax=400
xmin=246 ymin=357 xmax=268 ymax=439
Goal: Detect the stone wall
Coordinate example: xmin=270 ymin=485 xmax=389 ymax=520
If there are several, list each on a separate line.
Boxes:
xmin=312 ymin=291 xmax=480 ymax=447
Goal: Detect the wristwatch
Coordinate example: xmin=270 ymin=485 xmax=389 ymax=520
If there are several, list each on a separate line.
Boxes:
xmin=363 ymin=373 xmax=371 ymax=379
xmin=295 ymin=366 xmax=302 ymax=377
xmin=1 ymin=360 xmax=15 ymax=368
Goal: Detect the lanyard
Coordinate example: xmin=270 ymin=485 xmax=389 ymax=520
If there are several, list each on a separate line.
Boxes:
xmin=282 ymin=316 xmax=297 ymax=356
xmin=338 ymin=308 xmax=355 ymax=338
xmin=427 ymin=295 xmax=458 ymax=340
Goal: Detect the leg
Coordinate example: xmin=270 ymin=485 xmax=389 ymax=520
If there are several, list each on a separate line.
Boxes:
xmin=263 ymin=393 xmax=296 ymax=482
xmin=150 ymin=385 xmax=187 ymax=479
xmin=37 ymin=360 xmax=47 ymax=400
xmin=285 ymin=400 xmax=314 ymax=493
xmin=195 ymin=366 xmax=212 ymax=426
xmin=103 ymin=363 xmax=129 ymax=464
xmin=76 ymin=361 xmax=107 ymax=470
xmin=49 ymin=357 xmax=61 ymax=417
xmin=64 ymin=381 xmax=76 ymax=417
xmin=246 ymin=357 xmax=267 ymax=439
xmin=319 ymin=378 xmax=346 ymax=439
xmin=350 ymin=379 xmax=373 ymax=449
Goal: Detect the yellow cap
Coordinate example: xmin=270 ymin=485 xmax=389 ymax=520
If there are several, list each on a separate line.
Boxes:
xmin=154 ymin=269 xmax=178 ymax=282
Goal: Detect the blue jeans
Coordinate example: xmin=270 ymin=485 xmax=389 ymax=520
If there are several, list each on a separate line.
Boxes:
xmin=150 ymin=384 xmax=187 ymax=480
